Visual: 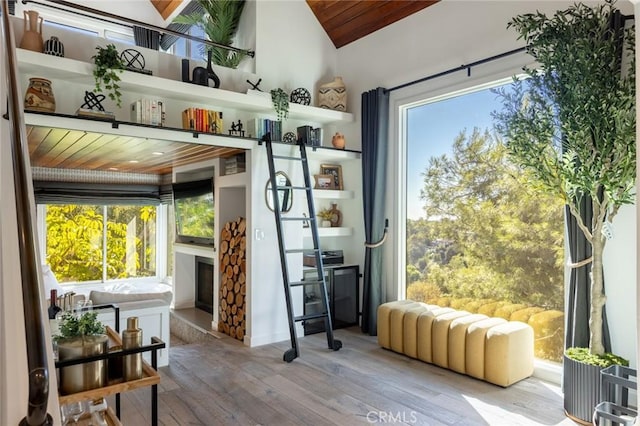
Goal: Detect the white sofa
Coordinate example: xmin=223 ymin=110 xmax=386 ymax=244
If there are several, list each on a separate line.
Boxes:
xmin=71 ymin=283 xmax=172 ymax=367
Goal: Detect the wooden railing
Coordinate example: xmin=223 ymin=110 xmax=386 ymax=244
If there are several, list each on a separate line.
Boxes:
xmin=1 ymin=1 xmax=53 ymax=424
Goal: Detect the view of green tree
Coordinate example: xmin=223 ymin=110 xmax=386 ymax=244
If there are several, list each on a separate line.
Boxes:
xmin=407 ymin=129 xmax=564 ymax=310
xmin=175 ymin=196 xmax=215 ymax=238
xmin=46 ymin=205 xmax=156 ymax=283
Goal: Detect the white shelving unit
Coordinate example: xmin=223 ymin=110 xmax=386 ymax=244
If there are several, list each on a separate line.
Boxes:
xmin=17 ymin=49 xmax=354 ymax=125
xmin=18 ymin=45 xmax=361 ymax=346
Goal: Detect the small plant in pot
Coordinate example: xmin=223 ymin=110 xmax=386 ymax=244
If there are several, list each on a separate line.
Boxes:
xmin=92 ymin=44 xmax=124 ymax=108
xmin=56 ymin=311 xmax=109 ymax=394
xmin=494 ymin=1 xmax=634 ymax=423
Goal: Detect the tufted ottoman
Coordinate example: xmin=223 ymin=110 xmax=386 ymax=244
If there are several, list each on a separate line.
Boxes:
xmin=377 ymin=300 xmax=534 ymax=387
xmin=484 ymin=321 xmax=534 ymax=387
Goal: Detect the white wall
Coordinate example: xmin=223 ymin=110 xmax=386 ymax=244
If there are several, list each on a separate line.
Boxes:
xmin=255 ymin=0 xmax=337 ymax=98
xmin=336 ymin=0 xmax=636 ymax=362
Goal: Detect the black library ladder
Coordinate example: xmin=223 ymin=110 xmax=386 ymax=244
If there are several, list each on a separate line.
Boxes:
xmin=262 ymin=134 xmax=342 ymax=362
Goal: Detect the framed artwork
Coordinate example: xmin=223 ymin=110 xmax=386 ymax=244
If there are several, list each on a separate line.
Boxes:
xmin=314 ymin=174 xmax=335 ymax=189
xmin=320 ymin=164 xmax=343 ymax=190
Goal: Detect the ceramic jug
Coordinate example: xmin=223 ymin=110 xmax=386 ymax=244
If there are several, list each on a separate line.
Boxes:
xmin=20 ymin=10 xmax=44 ymax=53
xmin=332 ymin=132 xmax=346 ymax=149
xmin=24 ymin=78 xmax=55 ymax=112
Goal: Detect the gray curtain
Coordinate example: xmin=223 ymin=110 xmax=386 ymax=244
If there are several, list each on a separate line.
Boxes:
xmin=133 ymin=26 xmax=160 ymax=50
xmin=361 ymin=88 xmax=389 ymax=335
xmin=564 ymin=198 xmax=611 ymax=351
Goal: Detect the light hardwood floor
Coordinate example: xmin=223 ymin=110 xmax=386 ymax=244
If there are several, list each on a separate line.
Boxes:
xmin=114 ymin=327 xmax=574 ymax=425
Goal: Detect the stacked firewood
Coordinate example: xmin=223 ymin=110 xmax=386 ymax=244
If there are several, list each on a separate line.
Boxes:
xmin=218 ymin=217 xmax=247 ymax=340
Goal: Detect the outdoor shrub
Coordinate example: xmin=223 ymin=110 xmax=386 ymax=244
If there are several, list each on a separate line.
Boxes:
xmin=449 ymin=298 xmax=473 ymax=310
xmin=477 ymin=301 xmax=509 ymax=317
xmin=510 ymin=307 xmax=544 ymax=323
xmin=435 ymin=297 xmax=451 ymax=307
xmin=406 ymin=281 xmax=441 ymax=303
xmin=529 ymin=310 xmax=564 ymax=362
xmin=494 ymin=303 xmax=527 ymax=320
xmin=463 ymin=299 xmax=495 ymax=313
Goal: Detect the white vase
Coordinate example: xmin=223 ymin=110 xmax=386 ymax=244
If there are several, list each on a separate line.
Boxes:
xmin=318 ymin=77 xmax=347 ymax=111
xmin=322 ymin=220 xmax=332 ymax=228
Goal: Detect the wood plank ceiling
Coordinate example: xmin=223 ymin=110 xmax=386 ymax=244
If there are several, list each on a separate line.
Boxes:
xmin=26 ymin=125 xmax=243 ymax=176
xmin=306 ymin=0 xmax=439 ymax=48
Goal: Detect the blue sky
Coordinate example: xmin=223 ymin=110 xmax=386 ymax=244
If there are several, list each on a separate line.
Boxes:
xmin=406 ymin=85 xmax=507 ymax=220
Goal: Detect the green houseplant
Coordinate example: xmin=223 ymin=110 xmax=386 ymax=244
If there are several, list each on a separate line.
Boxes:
xmin=493 ymin=1 xmax=634 ymax=422
xmin=270 ymin=88 xmax=289 ymax=121
xmin=92 ymin=44 xmax=124 ymax=108
xmin=173 ymin=0 xmax=249 ymax=69
xmin=56 ymin=311 xmax=109 ymax=395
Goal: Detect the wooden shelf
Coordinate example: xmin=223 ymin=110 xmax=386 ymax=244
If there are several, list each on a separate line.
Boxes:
xmin=74 ymin=407 xmax=122 ymax=426
xmin=313 ymin=189 xmax=354 ymax=199
xmin=58 ymin=327 xmax=160 ymax=405
xmin=304 ymin=227 xmax=353 ymax=237
xmin=18 ymin=49 xmax=354 ymax=125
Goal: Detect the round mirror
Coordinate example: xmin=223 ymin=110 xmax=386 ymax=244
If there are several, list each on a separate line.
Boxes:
xmin=266 ymin=171 xmax=293 ymax=213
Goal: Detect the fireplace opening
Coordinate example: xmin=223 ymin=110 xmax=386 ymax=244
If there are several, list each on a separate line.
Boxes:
xmin=195 ymin=256 xmax=214 ymax=314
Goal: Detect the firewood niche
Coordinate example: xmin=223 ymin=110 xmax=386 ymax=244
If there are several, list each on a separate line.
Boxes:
xmin=218 ymin=217 xmax=247 ymax=340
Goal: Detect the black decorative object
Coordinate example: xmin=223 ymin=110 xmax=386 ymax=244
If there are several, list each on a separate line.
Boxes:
xmin=43 ymin=36 xmax=64 ymax=57
xmin=290 ymin=88 xmax=311 ymax=106
xmin=247 ymin=78 xmax=262 ymax=91
xmin=182 ymin=50 xmax=220 ymax=88
xmin=229 ymin=120 xmax=245 ymax=137
xmin=81 ymin=91 xmax=106 ymax=112
xmin=120 ymin=48 xmax=152 ymax=75
xmin=76 ymin=91 xmax=115 ymax=120
xmin=283 ymin=132 xmax=297 ymax=144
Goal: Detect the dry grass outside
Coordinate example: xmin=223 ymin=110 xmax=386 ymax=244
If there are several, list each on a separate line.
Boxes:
xmin=406 ymin=281 xmax=441 ymax=303
xmin=529 ymin=310 xmax=564 ymax=362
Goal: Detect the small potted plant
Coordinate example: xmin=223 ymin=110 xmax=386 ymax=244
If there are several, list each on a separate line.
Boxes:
xmin=271 ymin=88 xmax=289 ymax=121
xmin=317 ymin=208 xmax=333 ymax=228
xmin=92 ymin=44 xmax=124 ymax=108
xmin=56 ymin=310 xmax=109 ymax=394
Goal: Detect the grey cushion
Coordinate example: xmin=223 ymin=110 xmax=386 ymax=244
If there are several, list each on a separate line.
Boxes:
xmin=89 ymin=290 xmax=172 ymax=306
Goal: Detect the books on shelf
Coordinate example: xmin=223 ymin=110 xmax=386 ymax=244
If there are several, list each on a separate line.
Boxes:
xmin=182 ymin=108 xmax=223 ymax=134
xmin=248 ymin=118 xmax=282 ymax=141
xmin=76 ymin=108 xmax=115 ymax=121
xmin=130 ymin=99 xmax=165 ymax=126
xmin=223 ymin=153 xmax=246 ymax=175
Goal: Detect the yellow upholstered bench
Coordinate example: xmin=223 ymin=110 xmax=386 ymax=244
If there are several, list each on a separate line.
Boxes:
xmin=377 ymin=300 xmax=534 ymax=387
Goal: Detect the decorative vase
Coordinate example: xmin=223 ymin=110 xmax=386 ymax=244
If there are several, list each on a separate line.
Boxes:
xmin=58 ymin=334 xmax=109 ymax=395
xmin=329 ymin=203 xmax=342 ymax=227
xmin=24 ymin=77 xmax=56 ymax=112
xmin=44 ymin=36 xmax=64 ymax=57
xmin=331 ymin=132 xmax=346 ymax=149
xmin=206 ymin=49 xmax=221 ymax=89
xmin=20 ymin=10 xmax=44 ymax=53
xmin=318 ymin=76 xmax=347 ymax=111
xmin=322 ymin=220 xmax=332 ymax=228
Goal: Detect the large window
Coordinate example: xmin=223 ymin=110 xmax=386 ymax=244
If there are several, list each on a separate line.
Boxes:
xmin=404 ymin=81 xmax=565 ymax=362
xmin=45 ymin=205 xmax=157 ymax=283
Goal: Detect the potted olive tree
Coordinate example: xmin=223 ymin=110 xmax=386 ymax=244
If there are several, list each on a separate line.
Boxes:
xmin=56 ymin=311 xmax=108 ymax=395
xmin=493 ymin=1 xmax=635 ymax=423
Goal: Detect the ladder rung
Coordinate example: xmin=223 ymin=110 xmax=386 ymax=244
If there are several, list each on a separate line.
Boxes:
xmin=295 ymin=313 xmax=328 ymax=322
xmin=272 ymin=155 xmax=304 ymax=161
xmin=289 ymin=280 xmax=323 ymax=287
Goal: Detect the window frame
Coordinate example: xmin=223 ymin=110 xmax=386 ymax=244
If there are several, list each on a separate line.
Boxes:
xmin=37 ymin=203 xmax=169 ymax=286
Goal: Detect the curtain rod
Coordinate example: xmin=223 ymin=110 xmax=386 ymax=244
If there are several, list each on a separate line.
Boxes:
xmin=21 ymin=0 xmax=255 ymax=57
xmin=387 ymin=11 xmax=635 ymax=94
xmin=386 ymin=46 xmax=526 ymax=94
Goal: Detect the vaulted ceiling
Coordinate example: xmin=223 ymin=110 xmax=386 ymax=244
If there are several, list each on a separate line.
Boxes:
xmin=306 ymin=0 xmax=439 ymax=48
xmin=151 ymin=0 xmax=439 ymax=49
